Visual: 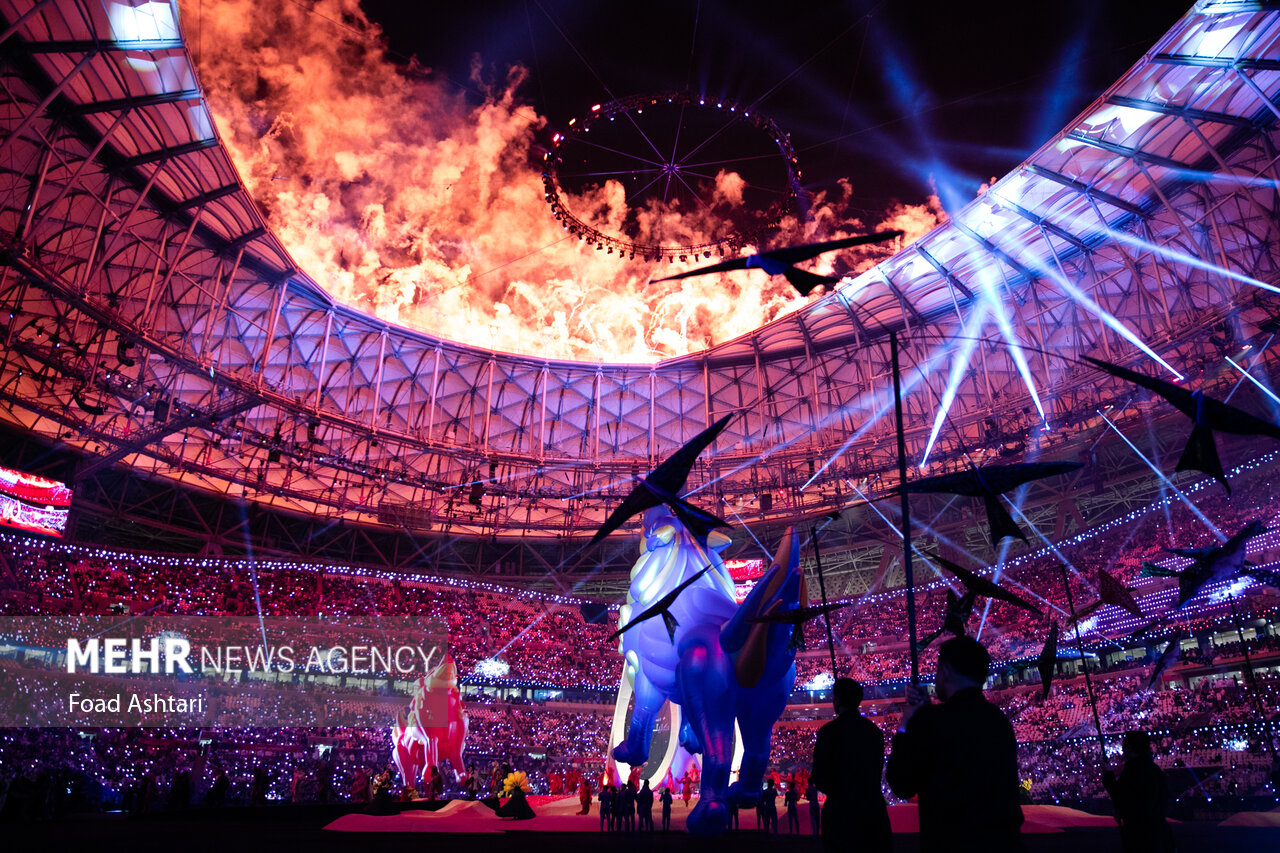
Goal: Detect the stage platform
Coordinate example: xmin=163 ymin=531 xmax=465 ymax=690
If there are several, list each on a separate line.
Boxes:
xmin=3 ymin=799 xmax=1277 ymax=853
xmin=324 ymin=796 xmax=1123 ymax=834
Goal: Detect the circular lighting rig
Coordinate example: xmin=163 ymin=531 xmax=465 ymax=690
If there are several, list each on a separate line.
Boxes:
xmin=542 ymin=92 xmax=802 ymax=262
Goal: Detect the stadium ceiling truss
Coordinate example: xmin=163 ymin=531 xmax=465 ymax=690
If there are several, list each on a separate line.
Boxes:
xmin=3 ymin=1 xmax=1280 ymax=583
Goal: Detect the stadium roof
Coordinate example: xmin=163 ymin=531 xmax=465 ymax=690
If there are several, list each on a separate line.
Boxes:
xmin=1 ymin=0 xmax=1279 ymax=558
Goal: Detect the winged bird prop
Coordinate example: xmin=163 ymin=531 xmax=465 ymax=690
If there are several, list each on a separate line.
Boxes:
xmin=915 ymin=588 xmax=977 ymax=653
xmin=609 ymin=567 xmax=712 ymax=643
xmin=746 ymin=600 xmax=852 ymax=626
xmin=898 ymin=462 xmax=1082 ymax=544
xmin=1147 ymin=629 xmax=1184 ymax=689
xmin=651 ymin=231 xmax=904 ymax=297
xmin=1082 ymin=355 xmax=1280 ymax=494
xmin=926 ymin=552 xmax=1042 ymax=614
xmin=1097 ymin=568 xmax=1143 ymax=619
xmin=1066 ymin=570 xmax=1141 ymax=627
xmin=1065 ymin=599 xmax=1105 ymax=629
xmin=590 ymin=414 xmax=733 ymax=546
xmin=1141 ymin=519 xmax=1273 ymax=607
xmin=1037 ymin=623 xmax=1061 ymax=699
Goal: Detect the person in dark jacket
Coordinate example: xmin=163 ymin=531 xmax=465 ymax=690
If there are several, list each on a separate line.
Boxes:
xmin=1102 ymin=731 xmax=1174 ymax=853
xmin=758 ymin=778 xmax=780 ymax=835
xmin=599 ymin=783 xmax=615 ymax=832
xmin=806 ymin=779 xmax=821 ymax=835
xmin=886 ymin=637 xmax=1023 ymax=853
xmin=659 ymin=785 xmax=673 ymax=830
xmin=810 ymin=678 xmax=891 ymax=852
xmin=636 ymin=779 xmax=655 ymax=831
xmin=785 ymin=779 xmax=801 ymax=833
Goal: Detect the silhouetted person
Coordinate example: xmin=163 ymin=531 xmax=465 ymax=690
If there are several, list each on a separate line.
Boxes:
xmin=625 ymin=780 xmax=638 ymax=831
xmin=759 ymin=778 xmax=779 ymax=835
xmin=205 ymin=769 xmax=228 ymax=808
xmin=599 ymin=784 xmax=614 ymax=832
xmin=637 ymin=779 xmax=654 ymax=831
xmin=660 ymin=785 xmax=673 ymax=830
xmin=887 ymin=637 xmax=1023 ymax=853
xmin=1103 ymin=731 xmax=1174 ymax=853
xmin=785 ymin=779 xmax=801 ymax=833
xmin=251 ymin=766 xmax=270 ymax=806
xmin=811 ymin=678 xmax=891 ymax=852
xmin=169 ymin=767 xmax=191 ymax=811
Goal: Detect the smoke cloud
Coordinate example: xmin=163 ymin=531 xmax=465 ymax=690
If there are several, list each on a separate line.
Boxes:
xmin=195 ymin=0 xmax=943 ymax=361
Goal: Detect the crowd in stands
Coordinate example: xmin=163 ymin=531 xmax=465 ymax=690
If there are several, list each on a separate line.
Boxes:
xmin=2 ymin=460 xmax=1280 ymax=817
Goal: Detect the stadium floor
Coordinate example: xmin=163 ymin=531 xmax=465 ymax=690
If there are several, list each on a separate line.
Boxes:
xmin=2 ymin=805 xmax=1277 ymax=853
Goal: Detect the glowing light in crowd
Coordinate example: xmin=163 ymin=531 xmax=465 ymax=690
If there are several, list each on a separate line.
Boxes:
xmin=475 ymin=658 xmax=510 ymax=678
xmin=1209 ymin=578 xmax=1251 ymax=603
xmin=803 ymin=672 xmax=834 ymax=691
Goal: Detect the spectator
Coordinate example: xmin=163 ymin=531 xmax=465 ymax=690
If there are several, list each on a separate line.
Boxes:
xmin=887 ymin=637 xmax=1024 ymax=853
xmin=811 ymin=678 xmax=890 ymax=853
xmin=637 ymin=778 xmax=654 ymax=831
xmin=1103 ymin=731 xmax=1174 ymax=853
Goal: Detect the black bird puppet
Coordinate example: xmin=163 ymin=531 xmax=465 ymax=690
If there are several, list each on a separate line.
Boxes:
xmin=609 ymin=567 xmax=712 ymax=643
xmin=925 ymin=551 xmax=1042 ymax=614
xmin=746 ymin=600 xmax=853 ymax=626
xmin=1082 ymin=355 xmax=1280 ymax=494
xmin=1141 ymin=519 xmax=1277 ymax=607
xmin=651 ymin=231 xmax=904 ymax=296
xmin=1097 ymin=568 xmax=1143 ymax=619
xmin=915 ymin=588 xmax=977 ymax=653
xmin=897 ymin=461 xmax=1083 ymax=545
xmin=748 ymin=600 xmax=854 ymax=651
xmin=1065 ymin=569 xmax=1143 ymax=627
xmin=1147 ymin=628 xmax=1184 ymax=690
xmin=1037 ymin=623 xmax=1061 ymax=700
xmin=590 ymin=414 xmax=733 ymax=546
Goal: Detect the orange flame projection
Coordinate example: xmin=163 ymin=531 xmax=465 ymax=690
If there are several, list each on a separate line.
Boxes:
xmin=195 ymin=0 xmax=944 ymax=361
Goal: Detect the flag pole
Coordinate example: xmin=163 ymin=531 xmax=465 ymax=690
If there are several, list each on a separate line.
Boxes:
xmin=891 ymin=330 xmax=920 ymax=686
xmin=810 ymin=525 xmax=839 ymax=677
xmin=1056 ymin=562 xmax=1107 ymax=761
xmin=1229 ymin=594 xmax=1277 ymax=759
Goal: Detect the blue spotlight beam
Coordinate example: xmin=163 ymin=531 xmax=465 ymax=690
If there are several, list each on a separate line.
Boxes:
xmin=1224 ymin=334 xmax=1274 ymax=403
xmin=1225 ymin=354 xmax=1280 ymax=408
xmin=1003 ymin=500 xmax=1125 ymax=653
xmin=723 ymin=501 xmax=773 ymax=560
xmin=704 ymin=337 xmax=952 ymax=499
xmin=920 ymin=307 xmax=985 ymax=468
xmin=1097 ymin=411 xmax=1225 ymax=542
xmin=968 ymin=260 xmax=1047 ymax=423
xmin=1107 ymin=227 xmax=1280 ymax=297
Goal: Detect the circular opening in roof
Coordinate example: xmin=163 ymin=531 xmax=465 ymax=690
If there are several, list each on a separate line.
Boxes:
xmin=196 ymin=0 xmax=937 ymax=362
xmin=544 ymin=94 xmax=799 ymax=262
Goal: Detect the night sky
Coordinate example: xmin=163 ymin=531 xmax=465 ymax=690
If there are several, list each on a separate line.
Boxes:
xmin=356 ymin=0 xmax=1196 ymax=215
